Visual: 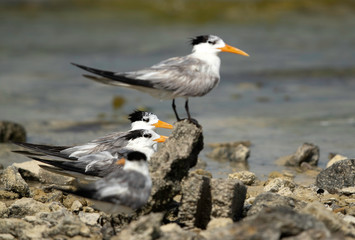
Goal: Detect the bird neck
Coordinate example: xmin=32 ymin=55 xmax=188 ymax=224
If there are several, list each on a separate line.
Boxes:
xmin=190 ymin=51 xmax=221 ymax=72
xmin=125 ymin=144 xmax=155 ymax=160
xmin=123 ymin=160 xmax=150 ymax=176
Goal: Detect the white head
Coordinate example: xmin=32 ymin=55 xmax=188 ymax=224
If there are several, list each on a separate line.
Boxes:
xmin=191 ymin=35 xmax=249 ymax=56
xmin=124 ymin=129 xmax=167 ymax=159
xmin=128 ymin=110 xmax=173 ymax=130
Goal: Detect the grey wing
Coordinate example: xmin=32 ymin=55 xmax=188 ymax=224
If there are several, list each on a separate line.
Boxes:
xmin=93 ymin=171 xmax=151 ymax=209
xmin=124 ymin=56 xmax=219 ymax=97
xmin=61 ymin=131 xmax=129 ymax=158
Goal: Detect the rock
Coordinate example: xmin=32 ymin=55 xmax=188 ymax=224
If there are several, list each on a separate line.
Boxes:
xmin=316 ymin=159 xmax=355 ymax=193
xmin=302 ymin=202 xmax=355 ymax=238
xmin=0 ymin=234 xmax=15 ymax=240
xmin=38 ymin=168 xmax=76 ymax=185
xmin=341 ymin=187 xmax=355 ymax=196
xmin=78 ymin=212 xmax=101 ymax=226
xmin=247 ymin=192 xmax=305 ymax=216
xmin=0 ymin=218 xmax=33 ymax=239
xmin=146 ymin=120 xmax=204 ymax=212
xmin=70 ymin=200 xmax=83 ymax=212
xmin=0 ymin=190 xmax=19 ymax=200
xmin=228 ymin=171 xmax=257 ymax=185
xmin=31 ymin=188 xmax=63 ymax=203
xmin=263 ymin=177 xmax=296 ymax=196
xmin=113 ymin=213 xmax=164 ymax=240
xmin=206 ymin=217 xmax=233 ymax=230
xmin=0 ymin=121 xmax=26 ymax=143
xmin=0 ymin=202 xmax=9 ymax=218
xmin=207 ymin=141 xmax=250 ymax=164
xmin=210 ymin=178 xmax=246 ymax=221
xmin=62 ymin=194 xmax=88 ymax=209
xmin=326 ymin=154 xmax=348 ymax=168
xmin=1 ymin=166 xmax=30 ymax=197
xmin=13 ymin=160 xmax=42 ymax=181
xmin=285 ymin=143 xmax=320 ymax=167
xmin=202 ymin=207 xmax=332 ymax=240
xmin=178 ymin=172 xmax=211 ymax=229
xmin=160 ymin=223 xmax=203 ymax=240
xmin=8 ymin=198 xmax=51 ymax=217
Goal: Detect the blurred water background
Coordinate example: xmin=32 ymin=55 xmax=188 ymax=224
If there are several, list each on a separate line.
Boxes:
xmin=1 ymin=0 xmax=355 ymax=178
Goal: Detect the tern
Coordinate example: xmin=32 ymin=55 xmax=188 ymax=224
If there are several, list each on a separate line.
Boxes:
xmin=13 ymin=110 xmax=171 ymax=160
xmin=14 ymin=129 xmax=167 ymax=177
xmin=72 ymin=35 xmax=249 ymax=120
xmin=62 ymin=150 xmax=152 ymax=213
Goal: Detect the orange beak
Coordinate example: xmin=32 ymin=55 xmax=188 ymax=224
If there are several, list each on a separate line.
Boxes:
xmin=219 ymin=44 xmax=249 ymax=56
xmin=154 ymin=135 xmax=168 ymax=143
xmin=152 ymin=120 xmax=173 ymax=129
xmin=116 ymin=158 xmax=126 ymax=166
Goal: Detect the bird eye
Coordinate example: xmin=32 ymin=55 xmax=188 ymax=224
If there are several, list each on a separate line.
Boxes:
xmin=208 ymin=40 xmax=215 ymax=45
xmin=143 ymin=133 xmax=152 ymax=138
xmin=143 ymin=118 xmax=149 ymax=122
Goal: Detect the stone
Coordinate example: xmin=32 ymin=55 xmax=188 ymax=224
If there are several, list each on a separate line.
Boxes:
xmin=316 ymin=159 xmax=355 ymax=193
xmin=228 ymin=170 xmax=257 ymax=185
xmin=78 ymin=212 xmax=101 ymax=226
xmin=0 ymin=190 xmax=19 ymax=200
xmin=13 ymin=160 xmax=42 ymax=181
xmin=263 ymin=177 xmax=296 ymax=195
xmin=178 ymin=172 xmax=211 ymax=229
xmin=202 ymin=207 xmax=332 ymax=240
xmin=62 ymin=194 xmax=87 ymax=209
xmin=1 ymin=166 xmax=30 ymax=197
xmin=113 ymin=213 xmax=164 ymax=240
xmin=70 ymin=200 xmax=83 ymax=212
xmin=207 ymin=141 xmax=250 ymax=164
xmin=210 ymin=178 xmax=246 ymax=221
xmin=160 ymin=223 xmax=203 ymax=240
xmin=206 ymin=217 xmax=233 ymax=230
xmin=285 ymin=143 xmax=320 ymax=167
xmin=38 ymin=168 xmax=76 ymax=185
xmin=0 ymin=202 xmax=9 ymax=218
xmin=31 ymin=188 xmax=63 ymax=203
xmin=247 ymin=192 xmax=305 ymax=216
xmin=145 ymin=120 xmax=204 ymax=212
xmin=0 ymin=121 xmax=26 ymax=143
xmin=301 ymin=202 xmax=355 ymax=238
xmin=0 ymin=234 xmax=15 ymax=240
xmin=326 ymin=154 xmax=348 ymax=168
xmin=8 ymin=198 xmax=51 ymax=217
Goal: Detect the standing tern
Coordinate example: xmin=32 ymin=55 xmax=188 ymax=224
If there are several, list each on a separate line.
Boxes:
xmin=61 ymin=150 xmax=152 ymax=213
xmin=72 ymin=35 xmax=249 ymax=120
xmin=13 ymin=110 xmax=171 ymax=160
xmin=14 ymin=129 xmax=167 ymax=177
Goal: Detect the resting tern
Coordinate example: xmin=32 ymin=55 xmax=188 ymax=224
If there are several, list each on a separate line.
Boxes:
xmin=72 ymin=35 xmax=249 ymax=120
xmin=13 ymin=110 xmax=171 ymax=160
xmin=14 ymin=129 xmax=167 ymax=177
xmin=62 ymin=150 xmax=152 ymax=213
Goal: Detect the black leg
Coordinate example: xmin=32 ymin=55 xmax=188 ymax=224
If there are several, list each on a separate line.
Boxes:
xmin=185 ymin=98 xmax=191 ymax=120
xmin=172 ymin=99 xmax=180 ymax=121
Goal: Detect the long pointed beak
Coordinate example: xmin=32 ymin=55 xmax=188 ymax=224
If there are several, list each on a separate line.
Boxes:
xmin=116 ymin=158 xmax=126 ymax=165
xmin=154 ymin=135 xmax=168 ymax=143
xmin=152 ymin=120 xmax=173 ymax=129
xmin=219 ymin=44 xmax=249 ymax=56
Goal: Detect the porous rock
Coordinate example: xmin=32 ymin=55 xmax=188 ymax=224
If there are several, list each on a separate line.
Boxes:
xmin=247 ymin=192 xmax=305 ymax=216
xmin=178 ymin=172 xmax=211 ymax=229
xmin=316 ymin=159 xmax=355 ymax=193
xmin=8 ymin=198 xmax=51 ymax=217
xmin=202 ymin=207 xmax=332 ymax=240
xmin=1 ymin=166 xmax=29 ymax=197
xmin=0 ymin=121 xmax=26 ymax=143
xmin=210 ymin=178 xmax=246 ymax=221
xmin=285 ymin=142 xmax=319 ymax=167
xmin=146 ymin=120 xmax=204 ymax=211
xmin=78 ymin=212 xmax=101 ymax=226
xmin=228 ymin=170 xmax=257 ymax=185
xmin=326 ymin=154 xmax=348 ymax=168
xmin=301 ymin=202 xmax=355 ymax=238
xmin=263 ymin=177 xmax=296 ymax=196
xmin=207 ymin=141 xmax=250 ymax=163
xmin=160 ymin=223 xmax=203 ymax=240
xmin=0 ymin=202 xmax=9 ymax=218
xmin=112 ymin=213 xmax=163 ymax=240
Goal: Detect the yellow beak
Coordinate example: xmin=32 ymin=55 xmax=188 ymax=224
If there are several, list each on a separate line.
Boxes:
xmin=116 ymin=158 xmax=126 ymax=165
xmin=152 ymin=120 xmax=173 ymax=129
xmin=154 ymin=135 xmax=168 ymax=143
xmin=219 ymin=44 xmax=249 ymax=56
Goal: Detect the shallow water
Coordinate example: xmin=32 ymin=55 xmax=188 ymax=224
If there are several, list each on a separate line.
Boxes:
xmin=1 ymin=4 xmax=355 ymax=179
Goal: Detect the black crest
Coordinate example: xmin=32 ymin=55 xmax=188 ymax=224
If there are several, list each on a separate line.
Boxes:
xmin=190 ymin=35 xmax=210 ymax=46
xmin=128 ymin=110 xmax=146 ymax=123
xmin=123 ymin=129 xmax=144 ymax=141
xmin=127 ymin=151 xmax=147 ymax=162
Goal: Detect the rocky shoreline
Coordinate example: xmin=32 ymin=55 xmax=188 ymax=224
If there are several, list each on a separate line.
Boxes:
xmin=1 ymin=120 xmax=355 ymax=239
